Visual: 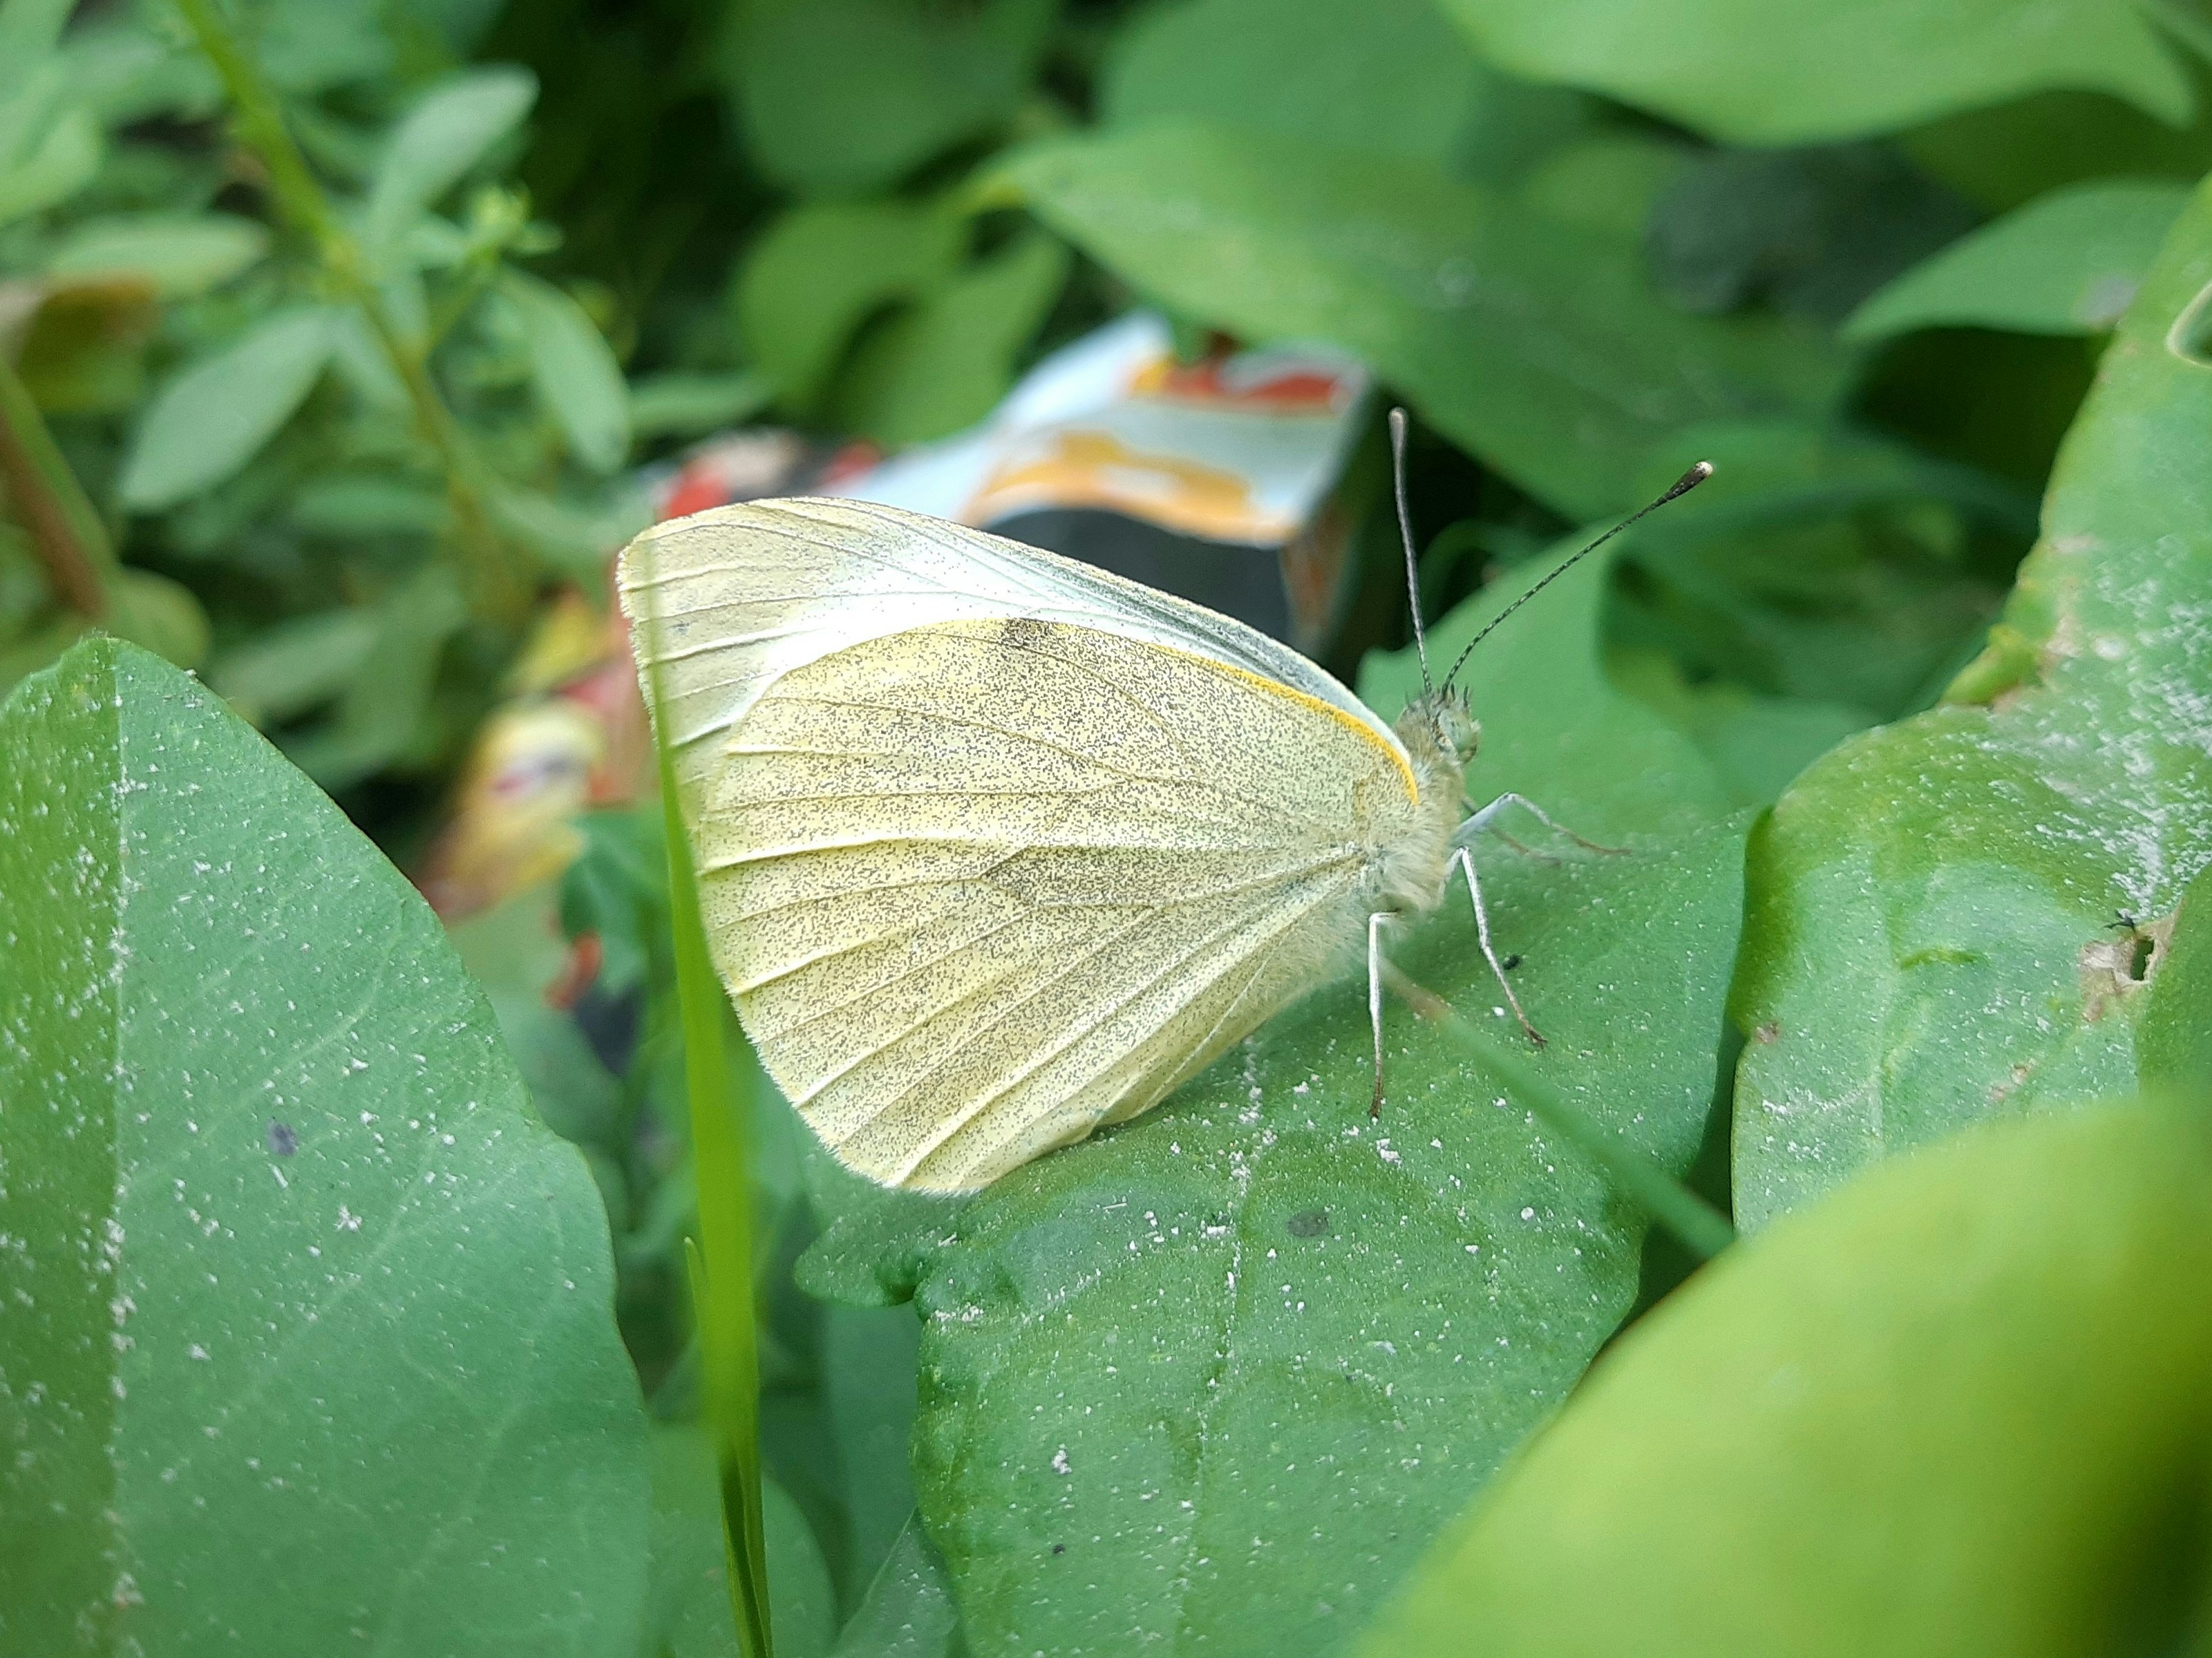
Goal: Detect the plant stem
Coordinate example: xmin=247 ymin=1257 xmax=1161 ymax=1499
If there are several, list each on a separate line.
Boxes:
xmin=172 ymin=0 xmax=527 ymax=623
xmin=0 ymin=348 xmax=115 ymax=616
xmin=1382 ymin=962 xmax=1737 ymax=1262
xmin=655 ymin=678 xmax=773 ymax=1657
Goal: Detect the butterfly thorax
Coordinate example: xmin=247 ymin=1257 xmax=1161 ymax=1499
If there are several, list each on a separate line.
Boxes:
xmin=1371 ymin=691 xmax=1477 ymax=915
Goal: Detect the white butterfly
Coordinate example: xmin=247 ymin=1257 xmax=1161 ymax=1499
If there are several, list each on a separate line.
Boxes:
xmin=623 ymin=428 xmax=1706 ymax=1191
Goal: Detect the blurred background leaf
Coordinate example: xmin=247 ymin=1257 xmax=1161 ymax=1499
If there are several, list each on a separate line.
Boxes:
xmin=1361 ymin=1100 xmax=2212 ymax=1658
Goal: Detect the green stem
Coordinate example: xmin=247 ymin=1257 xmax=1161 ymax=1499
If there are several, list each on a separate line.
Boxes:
xmin=656 ymin=681 xmax=773 ymax=1657
xmin=0 ymin=348 xmax=116 ymax=616
xmin=172 ymin=0 xmax=527 ymax=622
xmin=1382 ymin=962 xmax=1736 ymax=1262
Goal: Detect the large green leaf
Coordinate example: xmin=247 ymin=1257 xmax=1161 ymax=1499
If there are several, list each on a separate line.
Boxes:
xmin=996 ymin=122 xmax=1845 ymax=517
xmin=722 ymin=0 xmax=1052 ymax=198
xmin=798 ymin=547 xmax=1743 ymax=1656
xmin=0 ymin=639 xmax=650 ymax=1652
xmin=1847 ymin=179 xmax=2195 ymax=340
xmin=1434 ymin=0 xmax=2189 ymax=145
xmin=1732 ymin=176 xmax=2212 ymax=1228
xmin=1359 ymin=1102 xmax=2212 ymax=1657
xmin=735 ymin=199 xmax=967 ymax=412
xmin=119 ymin=304 xmax=339 ymax=510
xmin=1101 ymin=0 xmax=1584 ymax=177
xmin=835 ymin=230 xmax=1070 ymax=446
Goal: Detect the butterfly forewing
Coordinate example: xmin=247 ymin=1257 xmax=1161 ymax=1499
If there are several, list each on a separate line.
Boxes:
xmin=623 ymin=497 xmax=1406 ymax=822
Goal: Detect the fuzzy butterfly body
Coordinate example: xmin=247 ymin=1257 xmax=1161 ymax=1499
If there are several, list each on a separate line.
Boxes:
xmin=622 ymin=496 xmax=1477 ymax=1191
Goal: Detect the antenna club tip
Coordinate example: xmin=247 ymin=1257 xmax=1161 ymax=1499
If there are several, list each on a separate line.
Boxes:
xmin=1690 ymin=459 xmax=1714 ymax=481
xmin=1388 ymin=405 xmax=1409 ymax=436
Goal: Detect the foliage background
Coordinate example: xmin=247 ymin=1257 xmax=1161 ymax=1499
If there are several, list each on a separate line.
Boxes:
xmin=4 ymin=0 xmax=2212 ymax=1654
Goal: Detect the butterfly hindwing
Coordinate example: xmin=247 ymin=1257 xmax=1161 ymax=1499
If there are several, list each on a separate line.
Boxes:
xmin=692 ymin=616 xmax=1415 ymax=1190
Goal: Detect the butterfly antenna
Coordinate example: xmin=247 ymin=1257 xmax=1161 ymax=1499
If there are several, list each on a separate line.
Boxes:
xmin=1439 ymin=460 xmax=1714 ymax=692
xmin=1388 ymin=407 xmax=1434 ymax=699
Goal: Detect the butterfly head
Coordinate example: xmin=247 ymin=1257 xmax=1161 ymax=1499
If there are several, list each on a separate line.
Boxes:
xmin=1397 ymin=687 xmax=1478 ymax=770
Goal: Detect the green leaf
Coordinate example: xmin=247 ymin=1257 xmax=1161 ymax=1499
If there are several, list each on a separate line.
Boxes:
xmin=1104 ymin=0 xmax=1565 ymax=173
xmin=996 ymin=122 xmax=1846 ymax=517
xmin=363 ymin=65 xmax=537 ymax=256
xmin=2140 ymin=863 xmax=2212 ymax=1095
xmin=831 ymin=1516 xmax=963 ymax=1658
xmin=1732 ymin=176 xmax=2212 ymax=1229
xmin=796 ymin=547 xmax=1747 ymax=1656
xmin=1359 ymin=1102 xmax=2212 ymax=1657
xmin=1847 ymin=179 xmax=2195 ymax=340
xmin=735 ymin=199 xmax=967 ymax=412
xmin=206 ymin=605 xmax=382 ymax=726
xmin=0 ymin=0 xmax=74 ymax=79
xmin=104 ymin=567 xmax=211 ymax=671
xmin=723 ymin=0 xmax=1052 ymax=197
xmin=836 ymin=230 xmax=1070 ymax=446
xmin=1609 ymin=647 xmax=1873 ymax=809
xmin=282 ymin=563 xmax=469 ymax=788
xmin=0 ymin=638 xmax=650 ymax=1652
xmin=629 ymin=370 xmax=775 ymax=440
xmin=501 ymin=269 xmax=632 ymax=473
xmin=1603 ymin=419 xmax=2016 ymax=719
xmin=0 ymin=97 xmax=100 ymax=226
xmin=1433 ymin=0 xmax=2189 ymax=144
xmin=44 ymin=211 xmax=270 ymax=296
xmin=119 ymin=304 xmax=339 ymax=511
xmin=645 ymin=1428 xmax=837 ymax=1658
xmin=823 ymin=1304 xmax=922 ymax=1592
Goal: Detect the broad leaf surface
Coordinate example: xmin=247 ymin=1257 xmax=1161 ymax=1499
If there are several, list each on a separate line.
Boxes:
xmin=725 ymin=0 xmax=1052 ymax=198
xmin=835 ymin=231 xmax=1070 ymax=446
xmin=1100 ymin=0 xmax=1584 ymax=175
xmin=800 ymin=549 xmax=1745 ymax=1656
xmin=1361 ymin=1103 xmax=2212 ymax=1657
xmin=0 ymin=639 xmax=650 ymax=1654
xmin=736 ymin=199 xmax=967 ymax=411
xmin=1434 ymin=0 xmax=2187 ymax=145
xmin=1732 ymin=176 xmax=2212 ymax=1227
xmin=996 ymin=122 xmax=1844 ymax=517
xmin=1848 ymin=180 xmax=2194 ymax=340
xmin=831 ymin=1517 xmax=964 ymax=1658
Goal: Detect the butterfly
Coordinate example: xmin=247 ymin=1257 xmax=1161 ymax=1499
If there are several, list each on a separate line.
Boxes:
xmin=621 ymin=411 xmax=1708 ymax=1191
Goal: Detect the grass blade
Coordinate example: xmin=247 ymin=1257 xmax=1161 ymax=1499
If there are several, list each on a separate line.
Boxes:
xmin=652 ymin=666 xmax=773 ymax=1657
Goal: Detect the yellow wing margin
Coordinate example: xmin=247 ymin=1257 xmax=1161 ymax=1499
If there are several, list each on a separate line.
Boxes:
xmin=692 ymin=616 xmax=1417 ymax=1191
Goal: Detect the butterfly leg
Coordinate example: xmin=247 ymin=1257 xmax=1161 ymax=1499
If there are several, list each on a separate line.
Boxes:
xmin=1449 ymin=846 xmax=1544 ymax=1047
xmin=1368 ymin=911 xmax=1392 ymax=1120
xmin=1459 ymin=791 xmax=1623 ymax=856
